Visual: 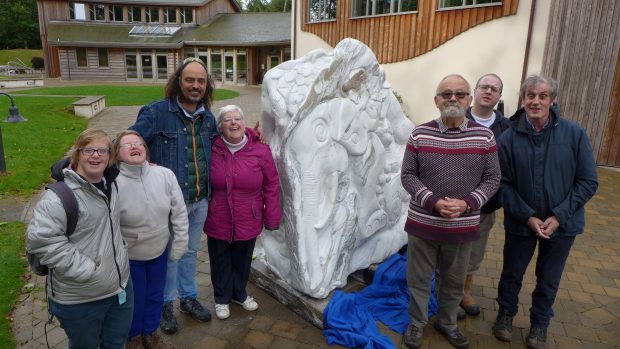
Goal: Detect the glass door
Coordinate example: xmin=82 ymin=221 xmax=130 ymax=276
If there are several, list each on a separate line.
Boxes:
xmin=210 ymin=49 xmax=222 ymax=83
xmin=125 ymin=51 xmax=138 ymax=79
xmin=141 ymin=53 xmax=153 ymax=80
xmin=225 ymin=55 xmax=234 ymax=83
xmin=156 ymin=53 xmax=168 ymax=81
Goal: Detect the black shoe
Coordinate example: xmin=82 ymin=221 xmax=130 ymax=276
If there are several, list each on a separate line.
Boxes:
xmin=457 ymin=307 xmax=467 ymax=320
xmin=526 ymin=327 xmax=547 ymax=349
xmin=492 ymin=309 xmax=513 ymax=342
xmin=433 ymin=321 xmax=469 ymax=349
xmin=160 ymin=302 xmax=178 ymax=334
xmin=461 ymin=303 xmax=480 ymax=316
xmin=179 ymin=297 xmax=212 ymax=322
xmin=403 ymin=323 xmax=423 ymax=349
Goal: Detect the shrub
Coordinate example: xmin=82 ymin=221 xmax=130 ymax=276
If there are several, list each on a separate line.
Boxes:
xmin=30 ymin=56 xmax=44 ymax=69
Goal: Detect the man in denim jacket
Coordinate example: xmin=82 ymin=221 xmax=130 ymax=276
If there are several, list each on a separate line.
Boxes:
xmin=130 ymin=58 xmax=217 ymax=334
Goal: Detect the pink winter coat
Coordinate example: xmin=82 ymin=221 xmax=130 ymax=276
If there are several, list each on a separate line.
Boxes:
xmin=204 ymin=128 xmax=282 ymax=242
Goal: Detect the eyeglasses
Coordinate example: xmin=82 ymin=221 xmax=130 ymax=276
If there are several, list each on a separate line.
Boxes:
xmin=437 ymin=91 xmax=470 ymax=100
xmin=477 ymin=84 xmax=501 ymax=93
xmin=119 ymin=142 xmax=145 ymax=149
xmin=80 ymin=148 xmax=110 ymax=156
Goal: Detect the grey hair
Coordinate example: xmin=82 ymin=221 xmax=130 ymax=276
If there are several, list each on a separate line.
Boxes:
xmin=436 ymin=74 xmax=471 ymax=94
xmin=216 ymin=104 xmax=245 ymax=131
xmin=520 ymin=75 xmax=558 ymax=100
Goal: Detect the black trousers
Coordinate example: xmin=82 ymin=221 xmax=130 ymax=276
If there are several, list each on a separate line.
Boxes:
xmin=207 ymin=236 xmax=256 ymax=304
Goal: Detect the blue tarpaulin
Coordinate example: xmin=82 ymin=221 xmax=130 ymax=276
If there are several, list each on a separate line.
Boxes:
xmin=323 ymin=253 xmax=438 ymax=349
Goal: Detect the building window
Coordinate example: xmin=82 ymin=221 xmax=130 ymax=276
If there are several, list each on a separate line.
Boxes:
xmin=69 ymin=2 xmax=87 ymax=20
xmin=98 ymin=48 xmax=108 ymax=67
xmin=438 ymin=0 xmax=501 ymax=9
xmin=181 ymin=7 xmax=193 ymax=23
xmin=164 ymin=7 xmax=177 ymax=23
xmin=184 ymin=48 xmax=196 ymax=59
xmin=129 ymin=6 xmax=141 ymax=22
xmin=109 ymin=5 xmax=123 ymax=22
xmin=308 ymin=0 xmax=336 ymax=22
xmin=352 ymin=0 xmax=417 ymax=16
xmin=76 ymin=48 xmax=88 ymax=67
xmin=146 ymin=7 xmax=159 ymax=23
xmin=89 ymin=3 xmax=105 ymax=21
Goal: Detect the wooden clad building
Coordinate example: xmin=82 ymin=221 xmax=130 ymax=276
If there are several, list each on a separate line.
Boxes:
xmin=37 ymin=0 xmax=291 ymax=86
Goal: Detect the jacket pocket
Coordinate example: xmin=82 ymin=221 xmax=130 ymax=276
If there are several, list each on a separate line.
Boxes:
xmin=251 ymin=198 xmax=263 ymax=221
xmin=155 ymin=131 xmax=178 ymax=168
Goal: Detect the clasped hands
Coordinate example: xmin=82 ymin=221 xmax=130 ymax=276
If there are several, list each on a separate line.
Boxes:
xmin=434 ymin=197 xmax=468 ymax=219
xmin=527 ymin=216 xmax=560 ymax=239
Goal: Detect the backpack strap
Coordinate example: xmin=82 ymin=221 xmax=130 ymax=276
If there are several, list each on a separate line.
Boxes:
xmin=45 ymin=182 xmax=78 ymax=237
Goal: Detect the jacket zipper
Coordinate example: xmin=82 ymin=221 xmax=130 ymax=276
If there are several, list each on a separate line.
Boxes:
xmin=190 ymin=121 xmax=201 ymax=202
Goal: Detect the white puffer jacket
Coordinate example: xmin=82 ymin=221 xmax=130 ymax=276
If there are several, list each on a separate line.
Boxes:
xmin=27 ymin=167 xmax=130 ymax=305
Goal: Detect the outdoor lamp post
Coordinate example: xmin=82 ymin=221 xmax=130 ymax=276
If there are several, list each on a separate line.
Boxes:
xmin=0 ymin=92 xmax=27 ymax=174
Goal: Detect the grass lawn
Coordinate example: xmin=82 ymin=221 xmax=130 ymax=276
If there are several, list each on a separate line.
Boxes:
xmin=0 ymin=96 xmax=87 ymax=197
xmin=0 ymin=221 xmax=26 ymax=349
xmin=15 ymin=86 xmax=240 ymax=106
xmin=0 ymin=49 xmax=43 ymax=66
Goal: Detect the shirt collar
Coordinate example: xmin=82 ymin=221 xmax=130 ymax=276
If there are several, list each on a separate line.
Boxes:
xmin=437 ymin=117 xmax=468 ymax=133
xmin=176 ymin=97 xmax=205 ymax=119
xmin=525 ymin=115 xmax=551 ymax=132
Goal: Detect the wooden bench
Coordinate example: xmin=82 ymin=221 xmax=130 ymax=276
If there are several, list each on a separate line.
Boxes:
xmin=72 ymin=95 xmax=105 ymax=118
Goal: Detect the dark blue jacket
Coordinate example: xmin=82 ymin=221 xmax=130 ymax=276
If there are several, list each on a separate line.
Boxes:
xmin=498 ymin=106 xmax=598 ymax=236
xmin=130 ymin=99 xmax=218 ymax=202
xmin=466 ymin=107 xmax=511 ymax=213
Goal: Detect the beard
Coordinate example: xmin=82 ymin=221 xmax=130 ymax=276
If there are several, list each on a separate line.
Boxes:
xmin=440 ymin=103 xmax=466 ymax=119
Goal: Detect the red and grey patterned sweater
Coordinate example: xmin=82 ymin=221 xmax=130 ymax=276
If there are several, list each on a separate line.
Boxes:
xmin=400 ymin=118 xmax=500 ymax=243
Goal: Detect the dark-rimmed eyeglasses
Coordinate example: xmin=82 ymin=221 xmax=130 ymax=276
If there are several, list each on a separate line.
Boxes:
xmin=437 ymin=91 xmax=470 ymax=100
xmin=80 ymin=148 xmax=110 ymax=156
xmin=477 ymin=84 xmax=501 ymax=93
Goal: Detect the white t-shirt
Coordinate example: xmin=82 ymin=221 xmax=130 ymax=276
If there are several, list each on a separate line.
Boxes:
xmin=471 ymin=111 xmax=496 ymax=128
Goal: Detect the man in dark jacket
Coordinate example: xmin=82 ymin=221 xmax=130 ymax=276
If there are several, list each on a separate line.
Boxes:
xmin=492 ymin=75 xmax=598 ymax=349
xmin=459 ymin=74 xmax=511 ymax=317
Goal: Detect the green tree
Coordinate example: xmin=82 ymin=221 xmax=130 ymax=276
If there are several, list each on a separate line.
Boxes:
xmin=243 ymin=0 xmax=291 ymax=12
xmin=0 ymin=0 xmax=41 ymax=49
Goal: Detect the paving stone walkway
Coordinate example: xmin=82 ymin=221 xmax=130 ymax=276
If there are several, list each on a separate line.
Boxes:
xmin=8 ymin=82 xmax=620 ymax=348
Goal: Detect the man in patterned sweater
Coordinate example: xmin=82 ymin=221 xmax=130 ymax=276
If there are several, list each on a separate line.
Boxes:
xmin=401 ymin=74 xmax=500 ymax=349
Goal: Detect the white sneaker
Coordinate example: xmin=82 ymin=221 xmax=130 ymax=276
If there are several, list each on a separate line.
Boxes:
xmin=215 ymin=304 xmax=230 ymax=319
xmin=233 ymin=296 xmax=258 ymax=311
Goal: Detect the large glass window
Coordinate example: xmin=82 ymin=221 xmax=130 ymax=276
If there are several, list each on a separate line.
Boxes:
xmin=352 ymin=0 xmax=417 ymax=17
xmin=98 ymin=48 xmax=108 ymax=67
xmin=129 ymin=6 xmax=141 ymax=22
xmin=109 ymin=5 xmax=123 ymax=22
xmin=438 ymin=0 xmax=501 ymax=9
xmin=76 ymin=48 xmax=87 ymax=67
xmin=125 ymin=50 xmax=137 ymax=79
xmin=237 ymin=50 xmax=247 ymax=84
xmin=181 ymin=7 xmax=193 ymax=23
xmin=69 ymin=2 xmax=87 ymax=20
xmin=146 ymin=7 xmax=159 ymax=23
xmin=164 ymin=7 xmax=177 ymax=23
xmin=89 ymin=3 xmax=105 ymax=21
xmin=184 ymin=48 xmax=195 ymax=59
xmin=211 ymin=49 xmax=222 ymax=81
xmin=308 ymin=0 xmax=336 ymax=22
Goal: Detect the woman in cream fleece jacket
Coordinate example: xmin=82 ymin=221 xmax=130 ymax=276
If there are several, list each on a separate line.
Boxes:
xmin=115 ymin=130 xmax=188 ymax=349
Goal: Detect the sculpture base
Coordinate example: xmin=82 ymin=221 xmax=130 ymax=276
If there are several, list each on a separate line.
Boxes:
xmin=249 ymin=258 xmax=374 ymax=329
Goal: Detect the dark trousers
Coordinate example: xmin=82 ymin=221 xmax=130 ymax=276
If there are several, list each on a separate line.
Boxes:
xmin=128 ymin=249 xmax=168 ymax=338
xmin=207 ymin=236 xmax=256 ymax=304
xmin=497 ymin=232 xmax=575 ymax=328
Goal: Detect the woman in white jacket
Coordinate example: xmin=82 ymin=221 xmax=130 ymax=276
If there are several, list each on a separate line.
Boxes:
xmin=114 ymin=130 xmax=189 ymax=349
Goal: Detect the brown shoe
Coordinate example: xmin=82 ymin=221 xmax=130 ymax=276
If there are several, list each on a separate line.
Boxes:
xmin=125 ymin=335 xmax=144 ymax=349
xmin=142 ymin=331 xmax=177 ymax=349
xmin=459 ymin=274 xmax=480 ymax=316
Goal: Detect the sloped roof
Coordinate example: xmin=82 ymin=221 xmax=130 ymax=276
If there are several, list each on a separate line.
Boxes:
xmin=185 ymin=13 xmax=291 ymax=45
xmin=46 ymin=12 xmax=291 ymax=48
xmin=78 ymin=0 xmax=242 ymax=11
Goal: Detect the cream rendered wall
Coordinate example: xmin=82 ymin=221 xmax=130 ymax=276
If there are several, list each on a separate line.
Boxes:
xmin=293 ymin=0 xmax=551 ymax=125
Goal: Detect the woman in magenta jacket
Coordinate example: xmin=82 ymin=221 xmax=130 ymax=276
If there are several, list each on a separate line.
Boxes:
xmin=204 ymin=104 xmax=282 ymax=320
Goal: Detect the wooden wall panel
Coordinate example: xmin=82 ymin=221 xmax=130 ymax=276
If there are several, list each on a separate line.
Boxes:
xmin=300 ymin=0 xmax=518 ymax=63
xmin=542 ymin=0 xmax=620 ymax=166
xmin=195 ymin=0 xmax=237 ymax=24
xmin=59 ymin=47 xmax=126 ymax=81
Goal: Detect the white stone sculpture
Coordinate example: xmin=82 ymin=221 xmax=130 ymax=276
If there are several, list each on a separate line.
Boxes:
xmin=258 ymin=38 xmax=414 ymax=299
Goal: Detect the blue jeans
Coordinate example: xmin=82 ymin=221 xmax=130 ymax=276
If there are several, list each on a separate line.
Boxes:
xmin=497 ymin=233 xmax=575 ymax=328
xmin=164 ymin=198 xmax=208 ymax=302
xmin=49 ymin=279 xmax=134 ymax=349
xmin=129 ymin=250 xmax=168 ymax=338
